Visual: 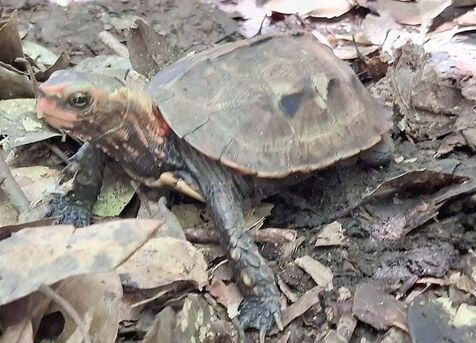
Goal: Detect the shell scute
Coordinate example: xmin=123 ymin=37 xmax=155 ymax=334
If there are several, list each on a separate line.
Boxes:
xmin=146 ymin=32 xmax=392 ymax=177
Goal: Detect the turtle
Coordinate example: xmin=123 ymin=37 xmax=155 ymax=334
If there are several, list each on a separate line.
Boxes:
xmin=36 ymin=32 xmax=393 ymax=341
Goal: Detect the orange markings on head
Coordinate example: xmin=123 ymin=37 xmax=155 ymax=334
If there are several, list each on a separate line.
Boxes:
xmin=38 ymin=83 xmax=68 ymax=97
xmin=36 ymin=96 xmax=78 ymax=129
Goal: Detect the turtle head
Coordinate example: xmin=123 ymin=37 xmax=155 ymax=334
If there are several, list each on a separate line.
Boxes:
xmin=36 ymin=70 xmax=172 ymax=171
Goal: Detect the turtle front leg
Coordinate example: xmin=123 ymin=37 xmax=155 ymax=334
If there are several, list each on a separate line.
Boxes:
xmin=48 ymin=143 xmax=105 ymax=227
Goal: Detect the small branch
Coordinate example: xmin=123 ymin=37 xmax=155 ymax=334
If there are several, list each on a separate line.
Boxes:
xmin=14 ymin=57 xmax=39 ymax=95
xmin=39 ymin=284 xmax=92 ymax=343
xmin=98 ymin=31 xmax=129 ymax=57
xmin=44 ymin=142 xmax=69 ymax=164
xmin=184 ymin=227 xmax=297 ymax=244
xmin=0 ymin=148 xmax=29 ymax=213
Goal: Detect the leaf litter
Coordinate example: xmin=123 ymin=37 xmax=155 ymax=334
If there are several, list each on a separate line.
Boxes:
xmin=0 ymin=0 xmax=476 ymax=342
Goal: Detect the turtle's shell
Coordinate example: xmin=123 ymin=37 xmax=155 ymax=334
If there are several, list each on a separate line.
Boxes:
xmin=145 ymin=32 xmax=392 ymax=178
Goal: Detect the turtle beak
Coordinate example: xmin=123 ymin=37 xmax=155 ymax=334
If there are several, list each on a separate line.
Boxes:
xmin=36 ymin=94 xmax=78 ymax=130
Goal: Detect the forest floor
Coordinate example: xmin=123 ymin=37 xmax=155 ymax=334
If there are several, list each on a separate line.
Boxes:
xmin=0 ymin=1 xmax=476 ymax=342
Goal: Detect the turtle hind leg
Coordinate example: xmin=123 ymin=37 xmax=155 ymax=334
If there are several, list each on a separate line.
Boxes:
xmin=207 ymin=182 xmax=282 ymax=336
xmin=48 ymin=143 xmax=105 ymax=227
xmin=183 ymin=149 xmax=282 ymax=340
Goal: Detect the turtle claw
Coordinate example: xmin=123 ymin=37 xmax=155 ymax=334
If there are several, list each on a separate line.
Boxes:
xmin=47 ymin=194 xmax=91 ymax=227
xmin=238 ymin=295 xmax=282 ymax=342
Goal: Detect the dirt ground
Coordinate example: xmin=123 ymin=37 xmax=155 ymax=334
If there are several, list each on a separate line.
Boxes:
xmin=1 ymin=1 xmax=476 ymax=343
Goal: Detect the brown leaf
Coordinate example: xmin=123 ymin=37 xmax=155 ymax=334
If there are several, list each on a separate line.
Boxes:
xmin=0 ymin=218 xmax=55 ymax=241
xmin=138 ymin=197 xmax=186 ymax=240
xmin=0 ymin=11 xmax=24 ymax=66
xmin=0 ymin=219 xmax=162 ymax=306
xmin=0 ymin=65 xmax=34 ymax=100
xmin=436 ymin=132 xmax=467 ymax=157
xmin=116 ymin=237 xmax=208 ymax=290
xmin=364 ymin=169 xmax=474 ymax=240
xmin=280 ymin=286 xmax=323 ymax=329
xmin=127 ymin=19 xmax=182 ymax=80
xmin=142 ymin=306 xmax=176 ymax=343
xmin=366 ymin=170 xmax=468 ymax=199
xmin=209 ymin=279 xmax=242 ymax=319
xmin=174 ymin=295 xmax=217 ymax=343
xmin=35 ymin=51 xmax=71 ymax=82
xmin=0 ymin=317 xmax=33 ymax=343
xmin=45 ymin=272 xmax=123 ymax=343
xmin=353 ymin=283 xmax=408 ymax=332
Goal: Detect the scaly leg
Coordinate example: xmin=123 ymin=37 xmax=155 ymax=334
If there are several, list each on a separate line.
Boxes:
xmin=48 ymin=143 xmax=105 ymax=227
xmin=183 ymin=148 xmax=282 ymax=341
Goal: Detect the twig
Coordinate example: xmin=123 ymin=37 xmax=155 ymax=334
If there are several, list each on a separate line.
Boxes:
xmin=44 ymin=142 xmax=69 ymax=164
xmin=14 ymin=57 xmax=39 ymax=95
xmin=130 ymin=289 xmax=169 ymax=308
xmin=98 ymin=31 xmax=129 ymax=57
xmin=184 ymin=227 xmax=297 ymax=244
xmin=0 ymin=148 xmax=29 ymax=213
xmin=39 ymin=284 xmax=92 ymax=343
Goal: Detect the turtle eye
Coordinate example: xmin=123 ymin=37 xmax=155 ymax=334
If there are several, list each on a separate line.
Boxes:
xmin=69 ymin=92 xmax=90 ymax=108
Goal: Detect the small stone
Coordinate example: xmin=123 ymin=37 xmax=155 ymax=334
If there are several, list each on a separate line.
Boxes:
xmin=230 ymin=247 xmax=241 ymax=261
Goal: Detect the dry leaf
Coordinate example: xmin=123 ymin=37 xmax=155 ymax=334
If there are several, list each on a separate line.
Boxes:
xmin=209 ymin=279 xmax=243 ymax=319
xmin=0 ymin=99 xmax=60 ymax=150
xmin=0 ymin=219 xmax=162 ymax=306
xmin=449 ymin=272 xmax=476 ymax=297
xmin=127 ymin=19 xmax=182 ymax=80
xmin=173 ymin=295 xmax=217 ymax=343
xmin=362 ymin=13 xmax=401 ymax=46
xmin=202 ymin=0 xmax=267 ymax=38
xmin=314 ymin=221 xmax=345 ymax=247
xmin=280 ymin=286 xmax=323 ymax=330
xmin=264 ymin=0 xmax=355 ymax=18
xmin=336 ymin=314 xmax=357 ymax=342
xmin=116 ymin=237 xmax=208 ymax=290
xmin=11 ymin=166 xmax=61 ymax=203
xmin=435 ymin=132 xmax=467 ymax=157
xmin=47 ymin=272 xmax=123 ymax=343
xmin=0 ymin=317 xmax=33 ymax=343
xmin=143 ymin=306 xmax=176 ymax=343
xmin=353 ymin=283 xmax=408 ymax=332
xmin=369 ymin=0 xmax=452 ymax=26
xmin=333 ymin=44 xmax=379 ymax=60
xmin=0 ymin=11 xmax=24 ymax=65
